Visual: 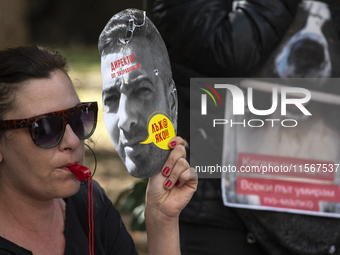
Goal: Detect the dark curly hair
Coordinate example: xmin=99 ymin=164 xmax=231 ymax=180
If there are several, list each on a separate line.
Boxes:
xmin=0 ymin=45 xmax=69 ymax=138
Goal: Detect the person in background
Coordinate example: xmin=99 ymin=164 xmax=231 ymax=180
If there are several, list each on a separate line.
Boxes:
xmin=146 ymin=0 xmax=340 ymax=254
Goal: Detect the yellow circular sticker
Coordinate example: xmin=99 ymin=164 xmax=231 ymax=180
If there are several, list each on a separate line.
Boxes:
xmin=140 ymin=113 xmax=176 ymax=150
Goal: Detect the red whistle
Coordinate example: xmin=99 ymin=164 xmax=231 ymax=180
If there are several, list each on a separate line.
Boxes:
xmin=68 ymin=164 xmax=91 ymax=182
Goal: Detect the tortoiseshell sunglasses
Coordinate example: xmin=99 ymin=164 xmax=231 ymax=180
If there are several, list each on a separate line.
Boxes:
xmin=0 ymin=102 xmax=98 ymax=149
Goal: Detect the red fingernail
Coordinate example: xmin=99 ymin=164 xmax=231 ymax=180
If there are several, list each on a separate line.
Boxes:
xmin=165 ymin=180 xmax=172 ymax=188
xmin=175 ymin=180 xmax=180 ymax=186
xmin=170 ymin=141 xmax=177 ymax=147
xmin=163 ymin=167 xmax=170 ymax=175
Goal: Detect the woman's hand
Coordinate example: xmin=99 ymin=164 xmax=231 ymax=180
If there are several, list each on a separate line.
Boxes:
xmin=145 ymin=136 xmax=197 ymax=220
xmin=144 ymin=136 xmax=197 ymax=255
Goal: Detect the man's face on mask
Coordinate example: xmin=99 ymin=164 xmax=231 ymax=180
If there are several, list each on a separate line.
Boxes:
xmin=101 ymin=37 xmax=175 ymax=178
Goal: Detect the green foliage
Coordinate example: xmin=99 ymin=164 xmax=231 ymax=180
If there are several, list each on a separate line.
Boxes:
xmin=114 ymin=178 xmax=148 ymax=231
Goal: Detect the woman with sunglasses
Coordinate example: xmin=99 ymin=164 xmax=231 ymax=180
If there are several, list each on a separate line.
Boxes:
xmin=0 ymin=45 xmax=197 ymax=255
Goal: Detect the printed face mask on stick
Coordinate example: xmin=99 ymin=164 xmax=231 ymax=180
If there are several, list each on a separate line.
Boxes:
xmin=98 ymin=9 xmax=178 ymax=178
